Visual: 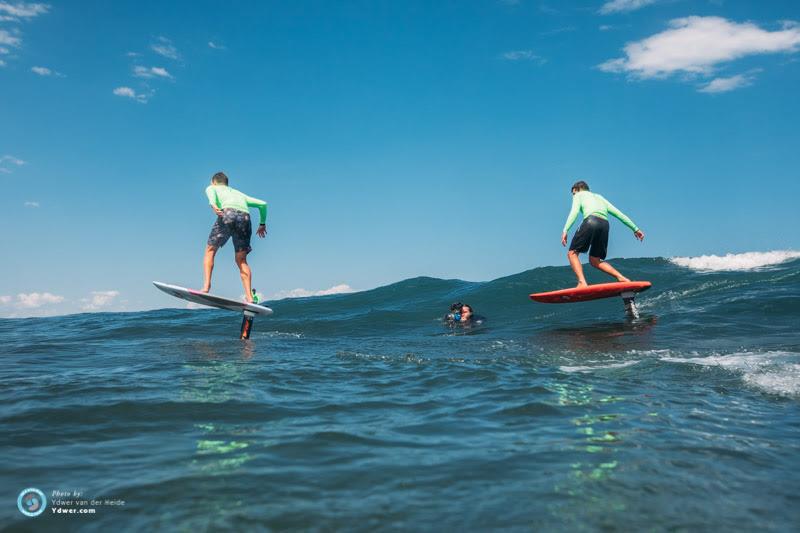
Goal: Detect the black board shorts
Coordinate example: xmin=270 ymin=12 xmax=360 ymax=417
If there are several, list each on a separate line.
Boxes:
xmin=569 ymin=215 xmax=609 ymax=259
xmin=207 ymin=208 xmax=252 ymax=253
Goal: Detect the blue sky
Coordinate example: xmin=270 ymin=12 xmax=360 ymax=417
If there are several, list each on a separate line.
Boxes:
xmin=1 ymin=0 xmax=799 ymax=316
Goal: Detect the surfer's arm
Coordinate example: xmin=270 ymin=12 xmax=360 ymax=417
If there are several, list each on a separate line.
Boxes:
xmin=562 ymin=195 xmax=581 ymax=234
xmin=606 ymin=201 xmax=639 ymax=232
xmin=205 ymin=186 xmax=223 ymax=215
xmin=245 ymin=196 xmax=268 ymax=225
xmin=205 ymin=186 xmax=218 ymax=206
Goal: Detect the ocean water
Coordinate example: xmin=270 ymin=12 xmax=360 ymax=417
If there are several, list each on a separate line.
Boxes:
xmin=2 ymin=251 xmax=799 ymax=531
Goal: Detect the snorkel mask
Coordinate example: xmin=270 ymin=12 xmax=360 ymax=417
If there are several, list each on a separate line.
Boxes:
xmin=448 ymin=302 xmax=463 ymax=322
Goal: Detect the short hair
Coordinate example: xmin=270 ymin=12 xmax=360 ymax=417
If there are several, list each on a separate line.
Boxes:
xmin=212 ymin=172 xmax=229 ymax=185
xmin=571 ymin=180 xmax=589 ymax=192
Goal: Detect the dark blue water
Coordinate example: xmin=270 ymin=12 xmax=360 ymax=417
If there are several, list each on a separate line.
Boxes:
xmin=3 ymin=253 xmax=800 ymax=531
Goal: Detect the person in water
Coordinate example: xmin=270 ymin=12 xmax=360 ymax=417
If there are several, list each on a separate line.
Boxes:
xmin=202 ymin=172 xmax=268 ymax=303
xmin=446 ymin=302 xmax=474 ymax=323
xmin=561 ymin=180 xmax=644 ymax=288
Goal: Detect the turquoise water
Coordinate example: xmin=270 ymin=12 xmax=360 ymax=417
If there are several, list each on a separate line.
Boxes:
xmin=2 ymin=254 xmax=800 ymax=531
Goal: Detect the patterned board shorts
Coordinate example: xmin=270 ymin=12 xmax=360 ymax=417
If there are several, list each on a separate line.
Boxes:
xmin=208 ymin=208 xmax=252 ymax=253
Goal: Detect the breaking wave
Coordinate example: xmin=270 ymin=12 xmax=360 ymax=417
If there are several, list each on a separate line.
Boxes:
xmin=670 ymin=250 xmax=800 ymax=272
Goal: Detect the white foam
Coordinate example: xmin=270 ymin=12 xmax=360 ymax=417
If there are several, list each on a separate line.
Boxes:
xmin=670 ymin=250 xmax=800 ymax=272
xmin=560 ymin=360 xmax=640 ymax=373
xmin=662 ymin=351 xmax=800 ymax=396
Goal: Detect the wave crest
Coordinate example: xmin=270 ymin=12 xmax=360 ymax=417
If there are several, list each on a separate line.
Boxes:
xmin=670 ymin=250 xmax=800 ymax=272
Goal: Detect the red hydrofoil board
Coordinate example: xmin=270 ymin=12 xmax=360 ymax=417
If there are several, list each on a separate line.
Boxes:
xmin=529 ymin=281 xmax=652 ymax=304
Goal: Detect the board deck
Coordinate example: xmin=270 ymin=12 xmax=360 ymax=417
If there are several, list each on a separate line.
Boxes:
xmin=529 ymin=281 xmax=651 ymax=304
xmin=153 ymin=281 xmax=273 ymax=315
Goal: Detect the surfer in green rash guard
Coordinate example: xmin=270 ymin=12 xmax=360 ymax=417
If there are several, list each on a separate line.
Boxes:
xmin=202 ymin=172 xmax=268 ymax=303
xmin=561 ymin=180 xmax=645 ymax=288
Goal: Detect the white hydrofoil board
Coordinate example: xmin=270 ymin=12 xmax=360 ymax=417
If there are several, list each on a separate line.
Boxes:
xmin=153 ymin=281 xmax=273 ymax=316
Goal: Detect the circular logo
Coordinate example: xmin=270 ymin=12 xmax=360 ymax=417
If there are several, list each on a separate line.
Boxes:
xmin=17 ymin=488 xmax=47 ymax=517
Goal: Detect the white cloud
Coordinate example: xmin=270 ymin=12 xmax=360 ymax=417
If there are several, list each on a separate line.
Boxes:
xmin=0 ymin=29 xmax=21 ymax=47
xmin=133 ymin=65 xmax=173 ymax=79
xmin=113 ymin=86 xmax=151 ymax=103
xmin=273 ymin=288 xmax=314 ymax=299
xmin=271 ymin=284 xmax=355 ymax=300
xmin=30 ymin=65 xmax=62 ymax=77
xmin=599 ymin=16 xmax=800 ymax=79
xmin=1 ymin=155 xmax=24 ymax=165
xmin=0 ymin=5 xmax=50 ymax=67
xmin=24 ymin=200 xmax=39 ymax=207
xmin=208 ymin=41 xmax=226 ymax=50
xmin=113 ymin=86 xmax=136 ymax=98
xmin=600 ymin=0 xmax=658 ymax=14
xmin=81 ymin=290 xmax=120 ymax=311
xmin=151 ymin=36 xmax=180 ymax=60
xmin=0 ymin=2 xmax=49 ymax=19
xmin=0 ymin=154 xmax=25 ymax=173
xmin=698 ymin=73 xmax=754 ymax=93
xmin=501 ymin=50 xmax=545 ymax=63
xmin=16 ymin=292 xmax=63 ymax=308
xmin=0 ymin=290 xmax=66 ymax=318
xmin=316 ymin=284 xmax=354 ymax=296
xmin=150 ymin=66 xmax=170 ymax=78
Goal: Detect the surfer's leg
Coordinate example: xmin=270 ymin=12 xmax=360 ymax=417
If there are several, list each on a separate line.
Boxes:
xmin=205 ymin=213 xmax=232 ymax=292
xmin=229 ymin=211 xmax=254 ymax=301
xmin=202 ymin=245 xmax=217 ymax=292
xmin=235 ymin=251 xmax=253 ymax=302
xmin=568 ymin=250 xmax=588 ymax=288
xmin=589 ymin=256 xmax=630 ymax=282
xmin=568 ymin=219 xmax=593 ymax=288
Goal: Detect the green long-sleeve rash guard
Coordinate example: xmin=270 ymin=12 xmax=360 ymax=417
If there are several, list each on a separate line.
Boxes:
xmin=563 ymin=191 xmax=638 ymax=234
xmin=205 ymin=185 xmax=268 ymax=225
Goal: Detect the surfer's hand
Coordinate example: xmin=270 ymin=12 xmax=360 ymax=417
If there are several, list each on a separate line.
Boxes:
xmin=634 ymin=230 xmax=645 ymax=242
xmin=561 ymin=233 xmax=567 ymax=247
xmin=257 ymin=224 xmax=267 ymax=237
xmin=212 ymin=206 xmax=224 ymax=216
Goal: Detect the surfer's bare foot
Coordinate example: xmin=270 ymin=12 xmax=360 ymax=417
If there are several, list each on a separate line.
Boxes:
xmin=616 ymin=276 xmax=630 ymax=283
xmin=576 ymin=281 xmax=589 ymax=288
xmin=200 ymin=287 xmax=210 ymax=293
